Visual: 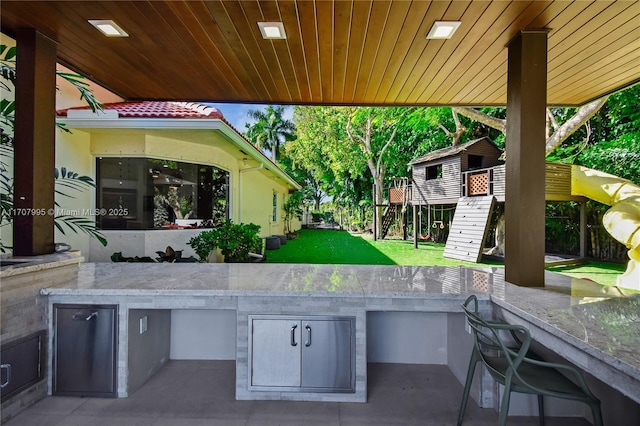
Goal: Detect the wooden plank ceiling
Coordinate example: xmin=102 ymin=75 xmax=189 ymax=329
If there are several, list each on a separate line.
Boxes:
xmin=2 ymin=0 xmax=639 ymax=106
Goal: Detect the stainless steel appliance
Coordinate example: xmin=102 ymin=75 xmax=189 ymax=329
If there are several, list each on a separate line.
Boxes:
xmin=0 ymin=331 xmax=45 ymax=402
xmin=53 ymin=304 xmax=117 ymax=397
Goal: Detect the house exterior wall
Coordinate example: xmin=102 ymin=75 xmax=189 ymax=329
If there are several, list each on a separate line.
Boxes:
xmin=240 ymin=168 xmax=290 ymax=236
xmin=53 ymin=126 xmax=296 ymax=261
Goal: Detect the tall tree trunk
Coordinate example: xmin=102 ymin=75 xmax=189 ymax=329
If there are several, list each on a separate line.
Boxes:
xmin=486 ymin=212 xmax=505 ymax=257
xmin=346 ymin=110 xmax=398 ymax=238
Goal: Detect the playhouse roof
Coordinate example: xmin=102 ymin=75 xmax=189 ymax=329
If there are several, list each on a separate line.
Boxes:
xmin=410 ymin=137 xmax=501 ymax=165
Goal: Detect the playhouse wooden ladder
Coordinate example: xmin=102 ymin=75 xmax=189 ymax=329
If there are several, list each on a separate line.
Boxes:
xmin=381 ymin=204 xmax=398 ymax=239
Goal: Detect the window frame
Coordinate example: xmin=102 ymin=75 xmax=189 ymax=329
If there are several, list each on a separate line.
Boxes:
xmin=95 ymin=156 xmax=230 ymax=230
xmin=425 ymin=164 xmax=443 ymax=180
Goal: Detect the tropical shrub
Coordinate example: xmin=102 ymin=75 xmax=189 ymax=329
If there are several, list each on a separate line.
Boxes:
xmin=188 ymin=220 xmax=262 ymax=262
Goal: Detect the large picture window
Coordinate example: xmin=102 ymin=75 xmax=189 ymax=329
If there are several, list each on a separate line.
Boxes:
xmin=96 ymin=158 xmax=229 ymax=230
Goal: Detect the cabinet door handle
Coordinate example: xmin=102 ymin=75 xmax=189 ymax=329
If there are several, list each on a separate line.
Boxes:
xmin=1 ymin=363 xmax=11 ymax=388
xmin=290 ymin=324 xmax=298 ymax=346
xmin=305 ymin=325 xmax=312 ymax=347
xmin=86 ymin=311 xmax=98 ymax=321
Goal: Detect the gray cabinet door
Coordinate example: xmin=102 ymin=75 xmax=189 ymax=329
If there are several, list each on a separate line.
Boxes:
xmin=251 ymin=319 xmax=301 ymax=387
xmin=301 ymin=319 xmax=353 ymax=390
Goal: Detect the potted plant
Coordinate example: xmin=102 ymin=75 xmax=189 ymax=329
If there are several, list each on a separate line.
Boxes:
xmin=188 ymin=220 xmax=262 ymax=263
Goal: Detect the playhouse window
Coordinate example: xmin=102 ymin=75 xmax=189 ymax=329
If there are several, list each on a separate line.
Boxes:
xmin=426 ymin=164 xmax=443 ymax=180
xmin=468 ymin=155 xmax=483 ymax=170
xmin=96 ymin=157 xmax=230 ymax=230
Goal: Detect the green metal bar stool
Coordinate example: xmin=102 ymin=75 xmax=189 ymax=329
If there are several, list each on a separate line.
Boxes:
xmin=457 ymin=295 xmax=603 ymax=426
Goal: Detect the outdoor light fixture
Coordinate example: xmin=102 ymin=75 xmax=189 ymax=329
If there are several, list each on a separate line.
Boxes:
xmin=258 ymin=22 xmax=286 ymax=39
xmin=88 ymin=20 xmax=129 ymax=37
xmin=426 ymin=21 xmax=461 ymax=39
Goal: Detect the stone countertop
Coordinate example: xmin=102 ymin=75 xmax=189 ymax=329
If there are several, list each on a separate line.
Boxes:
xmin=490 ymin=271 xmax=640 ymax=398
xmin=40 ymin=263 xmax=494 ymax=299
xmin=0 ymin=252 xmax=84 ymax=277
xmin=39 ymin=262 xmax=640 ymax=400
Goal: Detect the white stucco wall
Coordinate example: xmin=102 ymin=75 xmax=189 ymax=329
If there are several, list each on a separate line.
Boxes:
xmin=89 ymin=229 xmax=204 ymax=262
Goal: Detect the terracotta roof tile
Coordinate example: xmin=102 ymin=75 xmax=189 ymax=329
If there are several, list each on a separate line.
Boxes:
xmin=57 ymin=101 xmax=224 ymax=119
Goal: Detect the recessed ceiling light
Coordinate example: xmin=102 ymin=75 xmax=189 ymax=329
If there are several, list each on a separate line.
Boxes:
xmin=88 ymin=20 xmax=129 ymax=37
xmin=258 ymin=22 xmax=286 ymax=39
xmin=427 ymin=21 xmax=461 ymax=39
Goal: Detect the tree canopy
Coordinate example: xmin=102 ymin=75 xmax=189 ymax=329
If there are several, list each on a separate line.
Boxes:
xmin=244 ymin=105 xmax=295 ymax=162
xmin=235 ymin=81 xmax=640 ymax=244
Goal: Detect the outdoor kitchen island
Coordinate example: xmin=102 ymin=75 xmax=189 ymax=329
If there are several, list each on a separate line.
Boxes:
xmin=39 ymin=263 xmax=640 ymax=414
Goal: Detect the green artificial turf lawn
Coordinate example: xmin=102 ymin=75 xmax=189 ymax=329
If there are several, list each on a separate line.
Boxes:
xmin=547 ymin=261 xmax=627 ymax=288
xmin=266 ymin=229 xmax=500 ymax=268
xmin=265 ymin=229 xmax=627 ymax=287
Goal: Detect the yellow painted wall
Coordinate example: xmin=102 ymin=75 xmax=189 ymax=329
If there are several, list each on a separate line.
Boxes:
xmin=5 ymin=116 xmax=299 ymax=254
xmin=241 ymin=169 xmax=283 ymax=236
xmin=54 ymin=128 xmax=94 ymax=256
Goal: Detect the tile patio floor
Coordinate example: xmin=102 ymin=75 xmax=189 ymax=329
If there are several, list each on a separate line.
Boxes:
xmin=5 ymin=361 xmax=591 ymax=426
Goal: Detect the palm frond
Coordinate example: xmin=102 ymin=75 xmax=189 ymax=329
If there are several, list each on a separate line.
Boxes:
xmin=0 ymin=192 xmax=13 ymax=223
xmin=0 ymin=242 xmax=11 ymax=253
xmin=0 ymin=67 xmax=15 ymax=91
xmin=56 ymin=71 xmax=103 ymax=113
xmin=54 ymin=167 xmax=96 ymax=199
xmin=0 ymin=45 xmax=17 ymax=93
xmin=54 ymin=215 xmax=107 ymax=247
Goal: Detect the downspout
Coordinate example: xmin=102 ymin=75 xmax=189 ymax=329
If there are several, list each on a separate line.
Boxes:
xmin=239 ymin=162 xmax=264 ymax=223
